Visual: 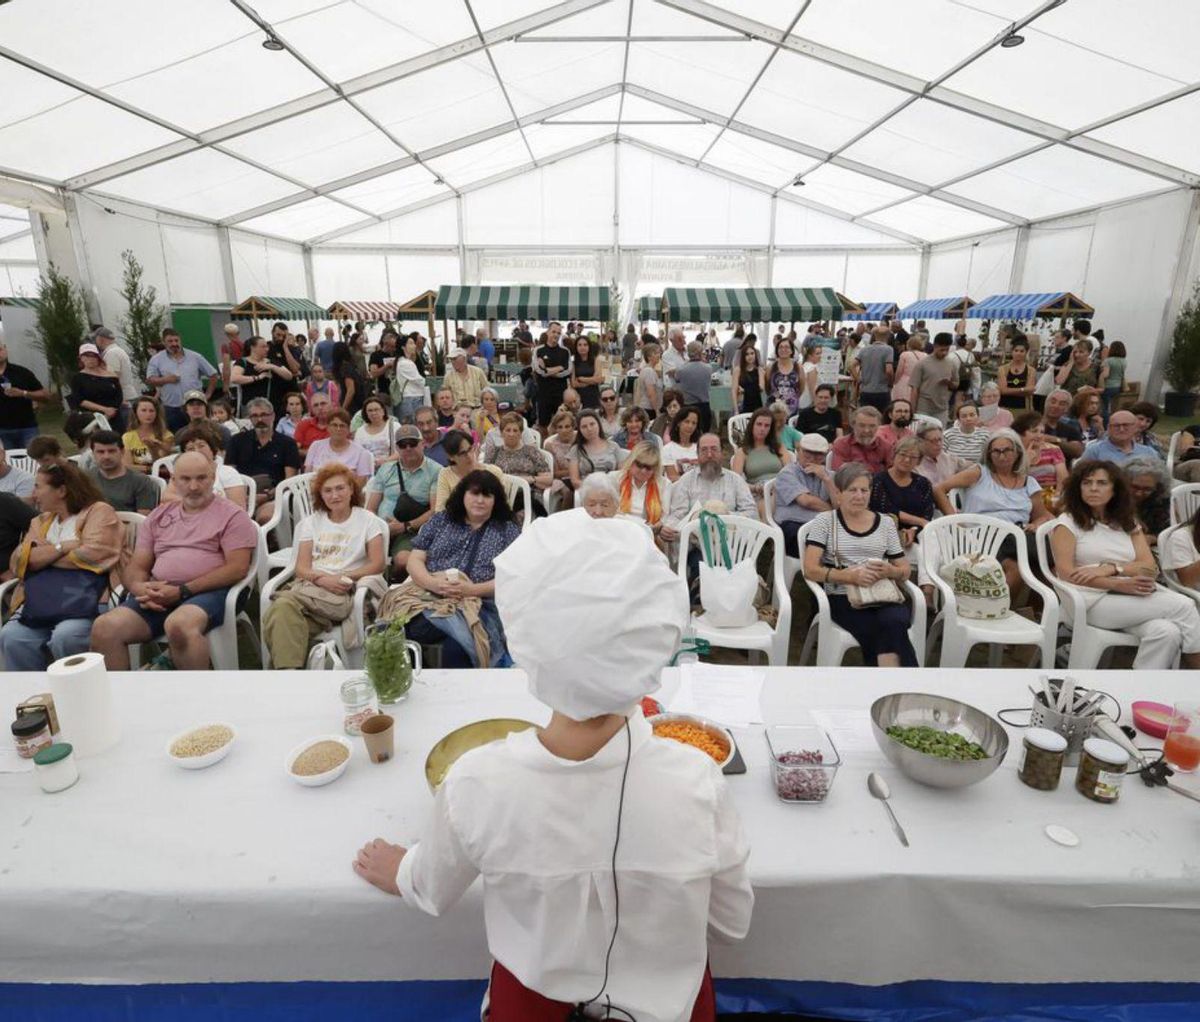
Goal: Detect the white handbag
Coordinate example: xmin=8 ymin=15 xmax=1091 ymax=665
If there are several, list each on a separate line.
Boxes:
xmin=697 ymin=511 xmax=759 ymax=628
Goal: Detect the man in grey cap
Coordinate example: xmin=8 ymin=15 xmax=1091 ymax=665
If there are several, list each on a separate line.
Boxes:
xmin=93 ymin=328 xmax=138 ymax=417
xmin=365 ymin=422 xmax=440 ymax=572
xmin=771 ymin=433 xmax=839 ymax=557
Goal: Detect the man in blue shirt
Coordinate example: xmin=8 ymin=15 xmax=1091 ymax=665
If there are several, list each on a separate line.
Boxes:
xmin=1077 ymin=409 xmax=1159 ymax=466
xmin=414 ymin=406 xmax=449 ymax=466
xmin=475 ymin=327 xmax=496 ymax=367
xmin=146 ymin=329 xmax=218 ymax=431
xmin=314 ymin=326 xmax=336 ymax=374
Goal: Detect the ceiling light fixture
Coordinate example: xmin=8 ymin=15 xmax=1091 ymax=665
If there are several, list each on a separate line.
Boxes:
xmin=792 ymin=175 xmax=805 ymax=187
xmin=261 ymin=33 xmax=285 ymax=51
xmin=1000 ymin=32 xmax=1025 ymax=48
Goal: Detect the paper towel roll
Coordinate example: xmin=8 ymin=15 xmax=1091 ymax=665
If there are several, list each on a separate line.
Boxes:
xmin=47 ymin=652 xmax=120 ymax=757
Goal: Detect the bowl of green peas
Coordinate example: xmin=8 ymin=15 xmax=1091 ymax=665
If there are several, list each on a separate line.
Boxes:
xmin=870 ymin=693 xmax=1009 ymax=789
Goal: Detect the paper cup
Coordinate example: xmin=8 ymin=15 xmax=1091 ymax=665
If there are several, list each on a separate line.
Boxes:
xmin=361 ymin=714 xmax=395 ymax=764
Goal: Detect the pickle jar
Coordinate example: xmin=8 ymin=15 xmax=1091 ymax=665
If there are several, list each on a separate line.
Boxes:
xmin=1075 ymin=737 xmax=1129 ymax=804
xmin=1018 ymin=727 xmax=1068 ymax=791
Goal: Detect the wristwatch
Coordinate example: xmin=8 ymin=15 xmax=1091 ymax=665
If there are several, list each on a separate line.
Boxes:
xmin=54 ymin=541 xmax=63 ymax=553
xmin=178 ymin=583 xmax=194 ymax=601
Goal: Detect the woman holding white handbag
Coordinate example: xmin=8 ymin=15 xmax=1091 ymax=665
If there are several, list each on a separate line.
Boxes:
xmin=803 ymin=462 xmax=918 ymax=667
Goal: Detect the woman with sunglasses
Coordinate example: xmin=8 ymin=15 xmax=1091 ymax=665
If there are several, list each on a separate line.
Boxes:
xmin=609 ymin=440 xmax=669 ymax=537
xmin=432 ymin=428 xmax=504 ymax=513
xmin=933 ymin=427 xmax=1051 ymax=592
xmin=597 ymin=386 xmax=622 ymax=438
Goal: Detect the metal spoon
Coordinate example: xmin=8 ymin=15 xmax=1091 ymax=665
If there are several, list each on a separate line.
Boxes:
xmin=868 ymin=772 xmax=909 ymax=847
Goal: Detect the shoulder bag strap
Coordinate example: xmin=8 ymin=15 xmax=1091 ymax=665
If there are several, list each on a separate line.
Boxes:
xmin=462 ymin=522 xmax=488 ymax=577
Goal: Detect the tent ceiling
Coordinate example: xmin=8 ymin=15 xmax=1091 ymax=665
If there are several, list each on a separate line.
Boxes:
xmin=0 ymin=0 xmax=1195 ymax=247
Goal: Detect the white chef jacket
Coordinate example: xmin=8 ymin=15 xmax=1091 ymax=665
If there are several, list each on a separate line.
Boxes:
xmin=395 ymin=710 xmax=753 ymax=1022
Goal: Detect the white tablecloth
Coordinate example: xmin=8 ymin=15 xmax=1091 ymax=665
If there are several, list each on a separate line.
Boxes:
xmin=1 ymin=667 xmax=1198 ymax=988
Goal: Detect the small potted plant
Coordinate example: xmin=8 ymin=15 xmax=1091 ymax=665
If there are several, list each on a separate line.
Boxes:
xmin=1164 ymin=281 xmax=1200 ymax=418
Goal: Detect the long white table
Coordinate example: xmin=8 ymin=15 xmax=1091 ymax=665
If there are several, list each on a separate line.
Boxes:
xmin=2 ymin=666 xmax=1198 ymax=1020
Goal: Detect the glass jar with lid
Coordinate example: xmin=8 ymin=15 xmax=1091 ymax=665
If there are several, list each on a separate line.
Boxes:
xmin=1075 ymin=737 xmax=1129 ymax=803
xmin=1018 ymin=727 xmax=1068 ymax=791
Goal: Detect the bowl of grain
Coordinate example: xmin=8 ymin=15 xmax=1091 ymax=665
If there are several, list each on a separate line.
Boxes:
xmin=286 ymin=735 xmax=353 ymax=787
xmin=167 ymin=723 xmax=237 ymax=769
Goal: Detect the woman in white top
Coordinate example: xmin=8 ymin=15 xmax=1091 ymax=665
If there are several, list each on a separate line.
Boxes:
xmin=1050 ymin=460 xmax=1200 ymax=669
xmin=353 ymin=514 xmax=752 ymax=1022
xmin=392 ymin=335 xmax=425 ymax=423
xmin=942 ymin=402 xmax=990 ymax=462
xmin=661 ymin=406 xmax=701 ymax=483
xmin=304 ymin=408 xmax=374 ymax=484
xmin=354 ymin=395 xmax=398 ymax=469
xmin=797 ymin=342 xmax=822 ymax=411
xmin=597 ymin=385 xmax=623 ymax=438
xmin=978 ymin=382 xmax=1014 ymax=432
xmin=262 ymin=462 xmax=386 ymax=669
xmin=608 ymin=440 xmax=669 ymax=537
xmin=1161 ymin=514 xmax=1200 ymax=590
xmin=163 ymin=420 xmax=246 ymax=510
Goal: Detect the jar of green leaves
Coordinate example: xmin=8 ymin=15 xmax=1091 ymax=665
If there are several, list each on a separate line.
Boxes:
xmin=364 ymin=618 xmax=417 ymax=704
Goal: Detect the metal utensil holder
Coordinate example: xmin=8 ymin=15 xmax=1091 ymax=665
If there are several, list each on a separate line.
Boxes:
xmin=1030 ymin=698 xmax=1100 ymax=767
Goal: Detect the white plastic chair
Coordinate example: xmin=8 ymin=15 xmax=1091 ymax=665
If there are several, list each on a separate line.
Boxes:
xmin=234 ymin=473 xmax=257 ymax=515
xmin=1166 ymin=430 xmax=1182 ymax=481
xmin=761 ymin=478 xmax=802 ymax=590
xmin=258 ymin=472 xmax=316 ymax=591
xmin=1035 ymin=519 xmax=1140 ymax=669
xmin=795 ymin=518 xmax=927 ymax=667
xmin=259 ymin=544 xmax=384 ymax=670
xmin=1158 ymin=523 xmax=1200 ymax=609
xmin=534 ymin=447 xmax=560 ymax=514
xmin=502 ymin=473 xmax=533 ymax=533
xmin=1169 ymin=483 xmax=1200 ymax=526
xmin=676 ymin=514 xmax=792 ymax=666
xmin=5 ymin=450 xmax=36 ymax=476
xmin=150 ymin=453 xmax=178 ymax=480
xmin=727 ymin=412 xmax=751 ymax=448
xmin=921 ymin=515 xmax=1058 ymax=668
xmin=129 ymin=541 xmax=260 ymax=671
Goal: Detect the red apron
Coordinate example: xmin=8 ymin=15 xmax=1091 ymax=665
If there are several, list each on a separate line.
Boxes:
xmin=487 ymin=960 xmax=716 ymax=1021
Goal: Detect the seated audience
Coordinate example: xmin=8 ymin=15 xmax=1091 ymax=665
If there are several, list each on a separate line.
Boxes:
xmin=978 ymin=382 xmax=1014 ymax=431
xmin=355 ymin=395 xmax=399 ymax=469
xmin=943 ymin=401 xmax=989 ymax=462
xmin=913 ymin=420 xmax=966 ymax=487
xmin=614 ymin=407 xmax=662 ymax=453
xmin=608 ymin=441 xmax=668 ymax=534
xmin=276 ymin=391 xmax=306 ymax=440
xmin=304 ymin=408 xmax=373 ymax=483
xmin=473 ymin=388 xmax=502 ymax=441
xmin=1124 ymin=455 xmax=1170 ymax=544
xmin=262 ymin=464 xmax=387 ymax=669
xmin=211 ymin=398 xmax=247 ymax=436
xmin=225 ymin=398 xmax=302 ymax=525
xmin=1014 ymin=410 xmax=1067 ymax=503
xmin=181 ymin=390 xmax=232 ymax=446
xmin=0 ymin=441 xmax=34 ymax=501
xmin=433 ymin=428 xmax=505 ymax=512
xmin=876 ymin=399 xmax=914 ymax=448
xmin=870 ymin=437 xmax=935 ymax=602
xmin=91 ymin=452 xmax=258 ymax=670
xmin=650 ymin=388 xmax=684 ymax=439
xmin=294 ymin=392 xmax=334 ymax=455
xmin=802 ymin=462 xmax=918 ymax=667
xmin=597 ymin=386 xmax=622 ymax=437
xmin=122 ymin=395 xmax=174 ymax=472
xmin=661 ymin=407 xmax=701 ymax=482
xmin=794 ymin=383 xmax=842 ymax=444
xmin=164 ymin=421 xmax=247 ymax=509
xmin=27 ymin=435 xmax=64 ymax=470
xmin=731 ymin=407 xmax=792 ymax=511
xmin=1050 ymin=460 xmax=1200 ymax=669
xmin=1161 ymin=510 xmax=1200 ymax=589
xmin=414 ymin=405 xmax=450 ymax=467
xmin=1056 ymin=340 xmax=1098 ymax=393
xmin=831 ymin=406 xmax=892 ymax=473
xmin=1069 ymin=389 xmax=1103 ymax=445
xmin=1128 ymin=400 xmax=1165 ymax=458
xmin=1077 ymin=409 xmax=1159 ymax=465
xmin=934 ymin=428 xmax=1051 ymax=591
xmin=433 ymin=387 xmax=456 ymax=429
xmin=87 ymin=431 xmax=160 ymax=513
xmin=484 ymin=412 xmax=552 ymax=514
xmin=770 ymin=401 xmax=803 ymax=453
xmin=0 ymin=460 xmax=121 ymax=669
xmin=660 ymin=433 xmax=758 ymax=545
xmin=568 ymin=410 xmax=625 ymax=491
xmin=366 ymin=424 xmax=440 ymax=568
xmin=543 ymin=410 xmax=577 ymax=507
xmin=579 ymin=474 xmax=620 ymax=519
xmin=558 ymin=387 xmax=583 ymax=419
xmin=0 ymin=492 xmax=35 ymax=580
xmin=451 ymin=402 xmax=480 ymax=445
xmin=1041 ymin=388 xmax=1084 ymax=462
xmin=381 ymin=469 xmax=520 ymax=668
xmin=772 ymin=434 xmax=836 ymax=557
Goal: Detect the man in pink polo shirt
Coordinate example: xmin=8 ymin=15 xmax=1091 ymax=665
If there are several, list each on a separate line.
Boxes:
xmin=830 ymin=405 xmax=893 ymax=473
xmin=91 ymin=452 xmax=257 ymax=669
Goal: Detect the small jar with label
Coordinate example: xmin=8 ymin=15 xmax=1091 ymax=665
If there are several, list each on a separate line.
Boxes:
xmin=11 ymin=710 xmax=52 ymax=759
xmin=1018 ymin=727 xmax=1068 ymax=791
xmin=33 ymin=742 xmax=79 ymax=793
xmin=340 ymin=677 xmax=377 ymax=737
xmin=1075 ymin=737 xmax=1129 ymax=803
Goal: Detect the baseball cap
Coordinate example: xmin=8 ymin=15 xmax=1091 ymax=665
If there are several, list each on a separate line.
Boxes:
xmin=448 ymin=346 xmax=467 ymax=360
xmin=78 ymin=343 xmax=100 ymax=356
xmin=183 ymin=390 xmax=208 ymax=405
xmin=799 ymin=433 xmax=829 ymax=454
xmin=223 ymin=323 xmax=240 ymax=335
xmin=395 ymin=424 xmax=421 ymax=442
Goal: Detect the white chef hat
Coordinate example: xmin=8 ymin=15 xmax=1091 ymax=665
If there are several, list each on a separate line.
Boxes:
xmin=494 ymin=510 xmax=688 ymax=720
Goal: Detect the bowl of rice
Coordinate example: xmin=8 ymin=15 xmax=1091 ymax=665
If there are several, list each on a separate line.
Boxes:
xmin=286 ymin=735 xmax=353 ymax=787
xmin=167 ymin=723 xmax=237 ymax=769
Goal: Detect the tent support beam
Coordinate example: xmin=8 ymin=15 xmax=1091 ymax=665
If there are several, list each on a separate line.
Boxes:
xmin=917 ymin=244 xmax=931 ymax=302
xmin=216 ymin=227 xmax=238 ymax=304
xmin=302 ymin=245 xmax=317 ymax=304
xmin=1146 ymin=190 xmax=1200 ymax=404
xmin=1008 ymin=226 xmax=1030 ymax=294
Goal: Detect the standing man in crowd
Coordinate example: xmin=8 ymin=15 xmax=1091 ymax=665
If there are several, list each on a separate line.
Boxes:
xmin=94 ymin=327 xmax=138 ymax=424
xmin=661 ymin=326 xmax=688 ymax=376
xmin=533 ymin=322 xmax=570 ymax=429
xmin=314 ymin=326 xmax=336 ymax=373
xmin=369 ymin=329 xmax=398 ymax=397
xmin=0 ymin=336 xmax=49 ymax=449
xmin=443 ymin=346 xmax=489 ymax=409
xmin=672 ymin=340 xmax=714 ymax=433
xmin=907 ymin=332 xmax=957 ymax=424
xmin=268 ymin=321 xmax=304 ymax=379
xmin=220 ymin=323 xmax=244 ymax=361
xmin=225 ymin=398 xmax=302 ymax=524
xmin=475 ymin=326 xmax=495 ymax=368
xmin=147 ymin=328 xmax=218 ymax=431
xmin=852 ymin=325 xmax=894 ymax=412
xmin=86 ymin=430 xmax=160 ymax=513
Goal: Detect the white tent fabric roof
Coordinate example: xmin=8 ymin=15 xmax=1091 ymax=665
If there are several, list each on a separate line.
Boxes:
xmin=0 ymin=0 xmax=1196 ymax=246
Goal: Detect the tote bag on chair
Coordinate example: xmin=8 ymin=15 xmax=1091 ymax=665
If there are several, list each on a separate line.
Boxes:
xmin=697 ymin=510 xmax=758 ymax=628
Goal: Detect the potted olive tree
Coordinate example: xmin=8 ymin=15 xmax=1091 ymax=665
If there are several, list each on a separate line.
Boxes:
xmin=1165 ymin=281 xmax=1200 ymax=418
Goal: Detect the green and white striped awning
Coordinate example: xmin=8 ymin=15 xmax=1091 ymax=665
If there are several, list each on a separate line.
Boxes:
xmin=435 ymin=285 xmax=610 ymax=321
xmin=230 ymin=296 xmax=326 ymax=320
xmin=635 ymin=295 xmax=662 ymax=320
xmin=662 ymin=287 xmax=857 ymax=322
xmin=0 ymin=296 xmax=39 ymax=308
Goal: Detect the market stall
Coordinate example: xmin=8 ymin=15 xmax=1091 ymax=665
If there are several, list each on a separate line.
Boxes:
xmin=229 ymin=296 xmax=327 ymax=338
xmin=896 ymin=295 xmax=976 ymax=321
xmin=325 ymin=300 xmax=402 ymax=324
xmin=964 ymin=291 xmax=1095 ymax=325
xmin=635 ymin=294 xmax=662 ymax=325
xmin=4 ymin=665 xmax=1196 ymax=1022
xmin=841 ymin=300 xmax=898 ymax=322
xmin=661 ymin=286 xmax=861 ymax=326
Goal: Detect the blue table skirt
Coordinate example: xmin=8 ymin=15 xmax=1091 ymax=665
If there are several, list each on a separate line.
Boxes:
xmin=7 ymin=979 xmax=1199 ymax=1022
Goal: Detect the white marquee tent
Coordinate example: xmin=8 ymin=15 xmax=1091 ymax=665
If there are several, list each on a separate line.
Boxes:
xmin=1 ymin=0 xmax=1198 ymax=394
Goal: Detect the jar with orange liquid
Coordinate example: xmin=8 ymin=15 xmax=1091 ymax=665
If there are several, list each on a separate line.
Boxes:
xmin=1163 ymin=702 xmax=1200 ymax=773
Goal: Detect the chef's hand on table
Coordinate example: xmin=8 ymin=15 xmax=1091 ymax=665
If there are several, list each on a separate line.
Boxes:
xmin=353 ymin=838 xmax=407 ymax=895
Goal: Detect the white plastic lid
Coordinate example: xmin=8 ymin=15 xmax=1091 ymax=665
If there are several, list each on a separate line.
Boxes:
xmin=1025 ymin=727 xmax=1068 ymax=753
xmin=1083 ymin=737 xmax=1129 ymax=767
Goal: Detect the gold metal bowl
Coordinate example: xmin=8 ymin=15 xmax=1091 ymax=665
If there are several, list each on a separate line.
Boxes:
xmin=424 ymin=718 xmax=539 ymax=792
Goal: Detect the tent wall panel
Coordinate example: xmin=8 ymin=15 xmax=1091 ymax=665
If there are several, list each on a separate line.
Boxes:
xmin=387 ymin=254 xmax=460 ymax=309
xmin=0 ymin=234 xmax=35 ymax=261
xmin=843 ymin=252 xmax=921 ymax=310
xmin=75 ymin=195 xmax=173 ymax=327
xmin=772 ymin=253 xmax=847 ymax=292
xmin=312 ymin=252 xmax=390 ymax=307
xmin=1018 ymin=221 xmax=1093 ymax=299
xmin=160 ymin=225 xmax=226 ymax=305
xmin=333 ymin=202 xmax=459 ymax=247
xmin=229 ymin=231 xmax=308 ymax=301
xmin=772 ymin=200 xmax=910 ymax=248
xmin=925 ymin=231 xmax=1018 ymax=307
xmin=2 ymin=264 xmax=39 ymax=296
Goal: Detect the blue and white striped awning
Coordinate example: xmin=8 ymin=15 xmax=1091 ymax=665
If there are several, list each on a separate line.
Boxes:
xmin=843 ymin=301 xmax=897 ymax=322
xmin=964 ymin=292 xmax=1095 ymax=320
xmin=897 ymin=296 xmax=975 ymax=320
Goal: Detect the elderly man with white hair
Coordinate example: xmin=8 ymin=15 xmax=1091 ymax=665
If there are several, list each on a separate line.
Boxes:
xmin=353 ymin=513 xmax=753 ymax=1021
xmin=442 ymin=345 xmax=489 ymax=410
xmin=659 ymin=432 xmax=757 ymax=544
xmin=660 ymin=325 xmax=688 ymax=376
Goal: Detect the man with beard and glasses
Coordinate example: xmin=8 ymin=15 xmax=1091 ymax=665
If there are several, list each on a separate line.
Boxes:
xmin=877 ymin=399 xmax=914 ymax=448
xmin=225 ymin=398 xmax=302 ymax=524
xmin=659 ymin=433 xmax=757 ymax=544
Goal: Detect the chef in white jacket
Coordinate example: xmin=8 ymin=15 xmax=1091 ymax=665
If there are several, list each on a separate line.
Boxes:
xmin=353 ymin=513 xmax=753 ymax=1021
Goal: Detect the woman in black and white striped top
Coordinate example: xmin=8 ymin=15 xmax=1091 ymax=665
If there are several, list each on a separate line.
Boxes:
xmin=803 ymin=462 xmax=918 ymax=667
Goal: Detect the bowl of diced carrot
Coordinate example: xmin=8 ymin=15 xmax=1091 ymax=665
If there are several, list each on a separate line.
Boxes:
xmin=647 ymin=713 xmax=733 ymax=768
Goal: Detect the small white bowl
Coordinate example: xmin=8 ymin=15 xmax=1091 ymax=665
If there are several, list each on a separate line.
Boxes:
xmin=166 ymin=723 xmax=237 ymax=770
xmin=285 ymin=734 xmax=353 ymax=787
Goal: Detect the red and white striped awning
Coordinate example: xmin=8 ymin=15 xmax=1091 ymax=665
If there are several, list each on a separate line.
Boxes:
xmin=326 ymin=300 xmax=402 ymax=321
